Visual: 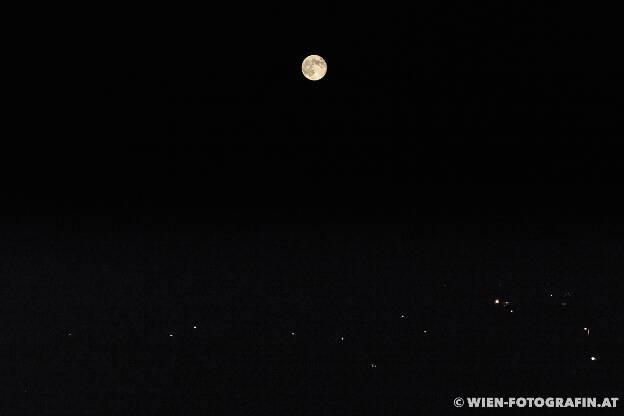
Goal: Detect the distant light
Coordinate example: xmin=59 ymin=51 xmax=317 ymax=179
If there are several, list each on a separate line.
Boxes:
xmin=400 ymin=314 xmax=405 ymax=319
xmin=510 ymin=309 xmax=514 ymax=313
xmin=494 ymin=299 xmax=500 ymax=304
xmin=590 ymin=356 xmax=598 ymax=361
xmin=68 ymin=333 xmax=72 ymax=336
xmin=503 ymin=301 xmax=510 ymax=307
xmin=423 ymin=330 xmax=428 ymax=334
xmin=291 ymin=332 xmax=296 ymax=336
xmin=549 ymin=294 xmax=553 ymax=297
xmin=169 ymin=334 xmax=174 ymax=337
xmin=193 ymin=325 xmax=197 ymax=329
xmin=340 ymin=337 xmax=344 ymax=341
xmin=371 ymin=363 xmax=377 ymax=368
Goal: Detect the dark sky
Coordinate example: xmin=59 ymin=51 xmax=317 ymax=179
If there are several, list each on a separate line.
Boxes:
xmin=10 ymin=3 xmax=622 ymax=218
xmin=5 ymin=3 xmax=624 ymax=414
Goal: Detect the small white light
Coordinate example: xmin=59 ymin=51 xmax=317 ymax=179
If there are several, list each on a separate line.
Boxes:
xmin=291 ymin=332 xmax=296 ymax=336
xmin=400 ymin=314 xmax=405 ymax=318
xmin=169 ymin=334 xmax=173 ymax=337
xmin=193 ymin=325 xmax=197 ymax=329
xmin=340 ymin=337 xmax=344 ymax=341
xmin=590 ymin=356 xmax=597 ymax=361
xmin=423 ymin=330 xmax=428 ymax=334
xmin=494 ymin=299 xmax=500 ymax=304
xmin=371 ymin=363 xmax=376 ymax=368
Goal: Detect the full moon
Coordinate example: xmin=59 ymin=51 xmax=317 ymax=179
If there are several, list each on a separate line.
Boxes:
xmin=302 ymin=55 xmax=327 ymax=81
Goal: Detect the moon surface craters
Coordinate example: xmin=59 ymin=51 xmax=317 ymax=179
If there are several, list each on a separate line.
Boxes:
xmin=302 ymin=55 xmax=327 ymax=81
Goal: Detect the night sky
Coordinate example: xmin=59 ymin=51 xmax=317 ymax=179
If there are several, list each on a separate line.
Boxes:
xmin=4 ymin=3 xmax=624 ymax=414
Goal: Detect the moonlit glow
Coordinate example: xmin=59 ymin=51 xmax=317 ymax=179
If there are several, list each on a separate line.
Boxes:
xmin=301 ymin=55 xmax=327 ymax=81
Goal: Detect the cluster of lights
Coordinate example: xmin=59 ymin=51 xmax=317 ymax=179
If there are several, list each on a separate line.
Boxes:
xmin=60 ymin=309 xmax=603 ymax=374
xmin=494 ymin=298 xmax=515 ymax=313
xmin=289 ymin=314 xmax=596 ymax=369
xmin=68 ymin=305 xmax=598 ymax=371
